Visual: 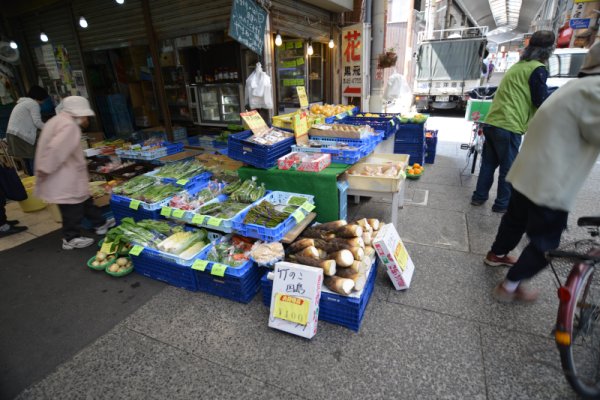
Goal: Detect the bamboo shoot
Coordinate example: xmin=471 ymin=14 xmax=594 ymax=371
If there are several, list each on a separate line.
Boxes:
xmin=314 ymin=220 xmax=347 ymax=231
xmin=289 ymin=255 xmax=337 ymax=276
xmin=328 ymin=249 xmax=354 ymax=267
xmin=367 ymin=219 xmax=380 ymax=231
xmin=295 ymin=246 xmax=319 ymax=259
xmin=335 ymin=224 xmax=363 ymax=238
xmin=288 ymin=238 xmax=315 ymax=254
xmin=324 ymin=276 xmax=354 ymax=295
xmin=335 ymin=269 xmax=366 ymax=291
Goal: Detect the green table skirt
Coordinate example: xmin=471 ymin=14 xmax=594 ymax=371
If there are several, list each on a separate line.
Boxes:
xmin=237 ymin=163 xmax=350 ymax=223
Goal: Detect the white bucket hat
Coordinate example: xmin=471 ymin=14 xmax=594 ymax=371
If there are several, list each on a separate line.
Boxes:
xmin=61 ymin=96 xmax=95 ymax=117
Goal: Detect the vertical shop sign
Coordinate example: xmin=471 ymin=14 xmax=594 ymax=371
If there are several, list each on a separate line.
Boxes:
xmin=41 ymin=44 xmax=60 ymax=80
xmin=229 ymin=0 xmax=268 ymax=55
xmin=342 ymin=24 xmax=364 ymax=97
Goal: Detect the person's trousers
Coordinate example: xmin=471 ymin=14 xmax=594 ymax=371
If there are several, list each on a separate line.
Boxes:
xmin=58 ymin=197 xmax=106 ymax=241
xmin=0 ymin=191 xmax=6 ymax=226
xmin=472 ymin=125 xmax=522 ymax=210
xmin=490 ymin=189 xmax=568 ymax=282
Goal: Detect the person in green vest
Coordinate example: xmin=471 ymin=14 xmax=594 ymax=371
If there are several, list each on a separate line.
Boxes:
xmin=471 ymin=31 xmax=555 ymax=216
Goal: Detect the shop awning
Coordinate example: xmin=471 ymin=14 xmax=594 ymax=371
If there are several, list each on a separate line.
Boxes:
xmin=300 ymin=0 xmax=353 ymax=12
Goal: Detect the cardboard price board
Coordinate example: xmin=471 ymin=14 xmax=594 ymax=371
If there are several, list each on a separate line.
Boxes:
xmin=296 ymin=86 xmax=309 ymax=109
xmin=240 ymin=110 xmax=269 ymax=136
xmin=228 ymin=0 xmax=267 ymax=55
xmin=373 ymin=224 xmax=415 ymax=290
xmin=268 ymin=262 xmax=323 ymax=339
xmin=294 ymin=111 xmax=309 ymax=146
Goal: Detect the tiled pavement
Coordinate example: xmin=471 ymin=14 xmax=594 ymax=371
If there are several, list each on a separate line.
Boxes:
xmin=5 ymin=116 xmax=600 ymax=399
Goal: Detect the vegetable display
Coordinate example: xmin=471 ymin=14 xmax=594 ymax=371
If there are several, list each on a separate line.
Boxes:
xmin=169 ymin=181 xmax=225 ymax=211
xmin=243 ymin=201 xmax=292 ymax=228
xmin=196 ymin=200 xmax=248 ymax=219
xmin=127 ymin=183 xmax=181 ymax=203
xmin=157 ymin=230 xmax=208 ymax=257
xmin=112 ymin=175 xmax=156 ymax=196
xmin=104 ymin=218 xmax=183 ymax=250
xmin=229 ymin=179 xmax=266 ymax=203
xmin=206 ymin=236 xmax=253 ymax=267
xmin=287 ymin=218 xmax=382 ymax=296
xmin=250 ymin=242 xmax=285 ymax=267
xmin=154 ymin=160 xmax=207 ymax=180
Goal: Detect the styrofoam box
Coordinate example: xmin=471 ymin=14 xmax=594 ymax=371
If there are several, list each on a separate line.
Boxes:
xmin=372 ymin=224 xmax=415 ymax=290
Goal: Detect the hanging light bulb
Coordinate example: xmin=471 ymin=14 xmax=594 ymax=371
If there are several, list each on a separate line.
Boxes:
xmin=328 ymin=37 xmax=335 ymax=49
xmin=307 ymin=39 xmax=314 ymax=56
xmin=9 ymin=41 xmax=18 ymax=49
xmin=40 ymin=32 xmax=49 ymax=42
xmin=275 ymin=31 xmax=282 ymax=47
xmin=79 ymin=16 xmax=88 ymax=28
xmin=115 ymin=0 xmax=125 ymax=4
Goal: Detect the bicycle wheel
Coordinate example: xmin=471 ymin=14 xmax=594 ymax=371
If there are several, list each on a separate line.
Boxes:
xmin=558 ymin=265 xmax=600 ymax=398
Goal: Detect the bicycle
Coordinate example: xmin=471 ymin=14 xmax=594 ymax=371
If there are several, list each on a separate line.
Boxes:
xmin=547 ymin=216 xmax=600 ymax=398
xmin=461 ymin=86 xmax=496 ymax=174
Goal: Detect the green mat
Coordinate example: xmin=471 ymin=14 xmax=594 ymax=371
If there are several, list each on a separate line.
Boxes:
xmin=238 ymin=163 xmax=350 ymax=223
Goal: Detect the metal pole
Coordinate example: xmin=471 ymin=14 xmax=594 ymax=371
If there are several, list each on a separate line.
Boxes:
xmin=369 ymin=0 xmax=386 ymax=113
xmin=141 ymin=0 xmax=172 ymax=140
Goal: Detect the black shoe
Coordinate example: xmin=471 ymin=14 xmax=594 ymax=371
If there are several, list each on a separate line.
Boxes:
xmin=492 ymin=206 xmax=507 ymax=214
xmin=0 ymin=225 xmax=28 ymax=237
xmin=471 ymin=199 xmax=485 ymax=206
xmin=6 ymin=220 xmax=20 ymax=226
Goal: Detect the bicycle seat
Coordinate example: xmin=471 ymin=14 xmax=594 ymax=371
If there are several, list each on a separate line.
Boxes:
xmin=578 ymin=216 xmax=600 ymax=227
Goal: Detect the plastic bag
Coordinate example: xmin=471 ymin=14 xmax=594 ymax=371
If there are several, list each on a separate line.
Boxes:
xmin=245 ymin=63 xmax=273 ymax=110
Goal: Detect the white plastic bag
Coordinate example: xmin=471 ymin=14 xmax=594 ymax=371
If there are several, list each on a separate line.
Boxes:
xmin=245 ymin=63 xmax=273 ymax=110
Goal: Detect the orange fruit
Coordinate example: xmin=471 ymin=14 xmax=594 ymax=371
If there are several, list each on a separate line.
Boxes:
xmin=413 ymin=163 xmax=421 ymax=168
xmin=407 ymin=168 xmax=415 ymax=175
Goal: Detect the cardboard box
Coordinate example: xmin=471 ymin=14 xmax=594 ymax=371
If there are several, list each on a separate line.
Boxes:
xmin=373 ymin=224 xmax=415 ymax=290
xmin=309 ymin=123 xmax=372 ymax=139
xmin=269 ymin=262 xmax=323 ymax=339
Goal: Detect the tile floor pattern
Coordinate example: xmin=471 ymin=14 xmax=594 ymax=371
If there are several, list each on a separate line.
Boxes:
xmin=0 ymin=203 xmax=62 ymax=251
xmin=9 ymin=116 xmax=600 ymax=399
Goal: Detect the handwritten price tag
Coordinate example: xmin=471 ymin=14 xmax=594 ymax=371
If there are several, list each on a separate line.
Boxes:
xmin=296 ymin=86 xmax=309 ymax=109
xmin=395 ymin=242 xmax=409 ymax=271
xmin=172 ymin=209 xmax=185 ymax=218
xmin=101 ymin=241 xmax=115 ymax=254
xmin=292 ymin=209 xmax=305 ymax=223
xmin=210 ymin=263 xmax=227 ymax=277
xmin=241 ymin=110 xmax=269 ymax=136
xmin=129 ymin=245 xmax=144 ymax=256
xmin=192 ymin=214 xmax=204 ymax=224
xmin=176 ymin=179 xmax=189 ymax=185
xmin=160 ymin=207 xmax=172 ymax=217
xmin=129 ymin=199 xmax=141 ymax=210
xmin=207 ymin=217 xmax=222 ymax=227
xmin=192 ymin=259 xmax=208 ymax=271
xmin=273 ymin=293 xmax=310 ymax=325
xmin=301 ymin=202 xmax=315 ymax=212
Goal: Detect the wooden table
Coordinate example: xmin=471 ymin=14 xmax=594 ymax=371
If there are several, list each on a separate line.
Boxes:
xmin=347 ymin=179 xmax=405 ymax=225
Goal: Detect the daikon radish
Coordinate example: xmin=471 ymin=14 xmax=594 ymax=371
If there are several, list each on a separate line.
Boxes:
xmin=335 ymin=269 xmax=366 ymax=291
xmin=295 ymin=246 xmax=319 ymax=259
xmin=324 ymin=276 xmax=354 ymax=295
xmin=328 ymin=249 xmax=354 ymax=267
xmin=335 ymin=224 xmax=363 ymax=238
xmin=290 ymin=255 xmax=337 ymax=276
xmin=288 ymin=238 xmax=314 ymax=254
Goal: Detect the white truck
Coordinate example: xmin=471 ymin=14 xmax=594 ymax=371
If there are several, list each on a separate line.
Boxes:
xmin=413 ymin=27 xmax=488 ymax=112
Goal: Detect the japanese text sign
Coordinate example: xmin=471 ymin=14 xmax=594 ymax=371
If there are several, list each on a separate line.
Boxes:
xmin=342 ymin=23 xmax=364 ymax=97
xmin=296 ymin=86 xmax=309 ymax=109
xmin=241 ymin=110 xmax=269 ymax=136
xmin=228 ymin=0 xmax=267 ymax=55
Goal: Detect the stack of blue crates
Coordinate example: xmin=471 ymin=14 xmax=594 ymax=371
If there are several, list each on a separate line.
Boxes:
xmin=394 ymin=123 xmax=426 ymax=165
xmin=132 ymin=251 xmax=199 ymax=291
xmin=260 ymin=261 xmax=378 ymax=332
xmin=425 ymin=129 xmax=439 ymax=164
xmin=227 ymin=130 xmax=295 ymax=169
xmin=109 ymin=194 xmax=167 ymax=223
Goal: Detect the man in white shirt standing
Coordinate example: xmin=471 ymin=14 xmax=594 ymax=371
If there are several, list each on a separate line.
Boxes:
xmin=486 ymin=42 xmax=600 ymax=303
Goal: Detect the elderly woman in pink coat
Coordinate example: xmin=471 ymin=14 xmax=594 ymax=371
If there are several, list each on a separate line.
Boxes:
xmin=35 ymin=96 xmax=115 ymax=250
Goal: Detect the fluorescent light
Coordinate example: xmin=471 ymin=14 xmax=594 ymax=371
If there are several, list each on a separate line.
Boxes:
xmin=275 ymin=32 xmax=282 ymax=47
xmin=40 ymin=32 xmax=48 ymax=42
xmin=79 ymin=16 xmax=88 ymax=28
xmin=9 ymin=41 xmax=18 ymax=49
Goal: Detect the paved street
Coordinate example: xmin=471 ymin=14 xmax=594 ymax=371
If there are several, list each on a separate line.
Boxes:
xmin=3 ymin=114 xmax=600 ymax=399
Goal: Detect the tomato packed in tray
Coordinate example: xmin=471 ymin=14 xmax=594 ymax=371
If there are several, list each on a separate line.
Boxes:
xmin=206 ymin=235 xmax=254 ymax=267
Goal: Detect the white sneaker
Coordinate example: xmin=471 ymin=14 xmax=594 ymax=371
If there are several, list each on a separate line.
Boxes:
xmin=62 ymin=237 xmax=94 ymax=250
xmin=95 ymin=218 xmax=116 ymax=235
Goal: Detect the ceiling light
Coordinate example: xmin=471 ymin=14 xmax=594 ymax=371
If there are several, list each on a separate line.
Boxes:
xmin=307 ymin=39 xmax=313 ymax=56
xmin=9 ymin=41 xmax=18 ymax=49
xmin=328 ymin=37 xmax=334 ymax=49
xmin=40 ymin=32 xmax=48 ymax=42
xmin=115 ymin=0 xmax=125 ymax=4
xmin=275 ymin=31 xmax=282 ymax=47
xmin=79 ymin=16 xmax=88 ymax=28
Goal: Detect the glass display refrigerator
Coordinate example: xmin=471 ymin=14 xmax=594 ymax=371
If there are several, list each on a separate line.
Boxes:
xmin=186 ymin=83 xmax=243 ymax=125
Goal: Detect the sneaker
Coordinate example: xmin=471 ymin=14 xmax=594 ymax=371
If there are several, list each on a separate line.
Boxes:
xmin=492 ymin=283 xmax=540 ymax=304
xmin=492 ymin=206 xmax=507 ymax=213
xmin=0 ymin=225 xmax=28 ymax=237
xmin=95 ymin=218 xmax=116 ymax=235
xmin=471 ymin=199 xmax=485 ymax=206
xmin=484 ymin=251 xmax=517 ymax=267
xmin=6 ymin=220 xmax=20 ymax=226
xmin=62 ymin=237 xmax=94 ymax=250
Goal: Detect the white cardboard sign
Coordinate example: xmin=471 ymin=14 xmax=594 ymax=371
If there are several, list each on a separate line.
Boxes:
xmin=373 ymin=224 xmax=415 ymax=290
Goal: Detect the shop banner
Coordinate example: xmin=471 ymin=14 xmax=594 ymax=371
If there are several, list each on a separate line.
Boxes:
xmin=229 ymin=0 xmax=267 ymax=55
xmin=569 ymin=0 xmax=600 ymax=47
xmin=342 ymin=23 xmax=364 ymax=97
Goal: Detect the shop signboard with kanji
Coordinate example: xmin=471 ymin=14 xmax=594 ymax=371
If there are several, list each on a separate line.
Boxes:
xmin=341 ymin=23 xmax=370 ymax=110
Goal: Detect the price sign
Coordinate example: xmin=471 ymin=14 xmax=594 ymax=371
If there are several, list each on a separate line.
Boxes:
xmin=211 ymin=263 xmax=227 ymax=277
xmin=207 ymin=217 xmax=222 ymax=227
xmin=292 ymin=209 xmax=305 ymax=223
xmin=301 ymin=202 xmax=315 ymax=212
xmin=241 ymin=110 xmax=269 ymax=136
xmin=273 ymin=293 xmax=310 ymax=325
xmin=294 ymin=111 xmax=309 ymax=146
xmin=296 ymin=86 xmax=309 ymax=109
xmin=347 ymin=109 xmax=354 ymax=116
xmin=129 ymin=245 xmax=144 ymax=256
xmin=172 ymin=209 xmax=185 ymax=218
xmin=268 ymin=262 xmax=323 ymax=339
xmin=160 ymin=207 xmax=172 ymax=217
xmin=192 ymin=214 xmax=204 ymax=224
xmin=176 ymin=179 xmax=189 ymax=185
xmin=101 ymin=241 xmax=115 ymax=254
xmin=129 ymin=199 xmax=141 ymax=210
xmin=192 ymin=259 xmax=208 ymax=271
xmin=395 ymin=241 xmax=409 ymax=271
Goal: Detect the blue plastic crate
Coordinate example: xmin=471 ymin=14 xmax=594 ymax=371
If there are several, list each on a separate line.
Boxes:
xmin=110 ymin=202 xmax=163 ymax=223
xmin=132 ymin=251 xmax=198 ymax=291
xmin=338 ymin=116 xmax=397 ymax=139
xmin=393 ymin=142 xmax=426 ymax=155
xmin=261 ymin=260 xmax=378 ymax=332
xmin=165 ymin=142 xmax=184 ymax=155
xmin=395 ymin=123 xmax=425 ymax=144
xmin=232 ymin=191 xmax=315 ymax=242
xmin=158 ymin=171 xmax=212 ymax=191
xmin=337 ymin=180 xmax=349 ymax=221
xmin=308 ymin=135 xmax=376 ymax=147
xmin=424 ymin=130 xmax=438 ymax=164
xmin=228 ymin=130 xmax=295 ymax=169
